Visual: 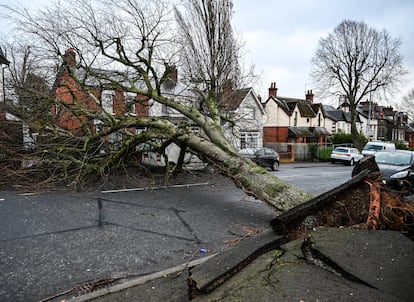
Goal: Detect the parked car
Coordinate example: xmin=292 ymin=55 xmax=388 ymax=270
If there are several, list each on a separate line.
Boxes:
xmin=374 ymin=150 xmax=414 ymax=195
xmin=362 ymin=141 xmax=396 ymax=156
xmin=330 ymin=147 xmax=364 ymax=166
xmin=239 ymin=147 xmax=280 ymax=171
xmin=140 ymin=142 xmax=205 ymax=170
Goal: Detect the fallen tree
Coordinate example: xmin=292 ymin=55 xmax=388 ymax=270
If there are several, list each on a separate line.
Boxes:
xmin=2 ymin=0 xmax=311 ymax=212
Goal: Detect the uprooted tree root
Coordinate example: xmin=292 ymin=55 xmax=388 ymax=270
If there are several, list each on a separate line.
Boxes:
xmin=271 ymin=177 xmax=414 ymax=241
xmin=381 ymin=190 xmax=414 ymax=239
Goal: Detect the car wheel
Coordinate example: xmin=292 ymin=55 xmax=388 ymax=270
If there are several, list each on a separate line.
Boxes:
xmin=348 ymin=158 xmax=354 ymax=166
xmin=271 ymin=161 xmax=279 ymax=171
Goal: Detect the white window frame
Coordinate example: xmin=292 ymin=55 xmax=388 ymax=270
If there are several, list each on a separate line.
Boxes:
xmin=102 ymin=90 xmax=114 ymax=114
xmin=124 ymin=92 xmax=137 ymax=116
xmin=240 ymin=108 xmax=255 ymax=120
xmin=240 ymin=132 xmax=259 ymax=149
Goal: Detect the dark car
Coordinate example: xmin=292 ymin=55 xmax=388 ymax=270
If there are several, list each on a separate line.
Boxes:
xmin=374 ymin=150 xmax=414 ymax=195
xmin=239 ymin=147 xmax=280 ymax=171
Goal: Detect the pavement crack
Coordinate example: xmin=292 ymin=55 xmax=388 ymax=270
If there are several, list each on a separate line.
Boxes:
xmin=172 ymin=207 xmax=201 ymax=244
xmin=301 ymin=237 xmax=376 ymax=289
xmin=188 ymin=236 xmax=289 ymax=299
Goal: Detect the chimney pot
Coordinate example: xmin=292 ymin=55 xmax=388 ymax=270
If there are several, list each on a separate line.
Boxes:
xmin=268 ymin=82 xmax=278 ymax=98
xmin=305 ymin=89 xmax=314 ymax=103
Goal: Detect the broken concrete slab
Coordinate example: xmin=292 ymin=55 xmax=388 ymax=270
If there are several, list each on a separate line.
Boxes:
xmin=194 ymin=228 xmax=412 ymax=302
xmin=310 ymin=227 xmax=414 ymax=302
xmin=188 ymin=229 xmax=286 ymax=296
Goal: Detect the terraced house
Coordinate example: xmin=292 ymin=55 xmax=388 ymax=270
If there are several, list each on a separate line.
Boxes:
xmin=262 ymin=82 xmax=330 ymax=146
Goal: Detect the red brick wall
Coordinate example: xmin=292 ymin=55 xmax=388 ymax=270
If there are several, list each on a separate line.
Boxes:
xmin=53 ymin=71 xmax=150 ymax=134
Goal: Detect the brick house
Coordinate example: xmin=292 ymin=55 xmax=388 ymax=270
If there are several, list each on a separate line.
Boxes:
xmin=52 ymin=48 xmax=150 ymax=137
xmin=262 ymin=82 xmax=330 ymax=145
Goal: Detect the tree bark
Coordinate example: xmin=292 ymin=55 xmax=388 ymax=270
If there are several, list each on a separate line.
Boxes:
xmin=180 ymin=132 xmax=312 ymax=213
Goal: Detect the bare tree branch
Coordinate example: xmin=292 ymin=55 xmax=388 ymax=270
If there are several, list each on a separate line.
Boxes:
xmin=311 ymin=20 xmax=406 ymax=148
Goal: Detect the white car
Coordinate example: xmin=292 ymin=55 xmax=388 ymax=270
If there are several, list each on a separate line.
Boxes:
xmin=361 ymin=141 xmax=396 ymax=156
xmin=330 ymin=147 xmax=364 ymax=166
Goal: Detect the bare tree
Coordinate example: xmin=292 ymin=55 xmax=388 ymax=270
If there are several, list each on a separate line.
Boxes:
xmin=175 ymin=0 xmax=241 ymax=98
xmin=0 ymin=39 xmax=59 ymax=132
xmin=398 ymin=89 xmax=414 ymax=123
xmin=1 ymin=0 xmax=311 ymax=212
xmin=311 ymin=20 xmax=406 ymax=148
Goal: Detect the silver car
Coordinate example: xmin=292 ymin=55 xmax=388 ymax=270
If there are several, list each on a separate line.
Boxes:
xmin=330 ymin=147 xmax=364 ymax=166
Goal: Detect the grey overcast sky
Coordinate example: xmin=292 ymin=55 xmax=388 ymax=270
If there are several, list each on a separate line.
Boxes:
xmin=1 ymin=0 xmax=413 ymax=106
xmin=232 ymin=0 xmax=414 ymax=105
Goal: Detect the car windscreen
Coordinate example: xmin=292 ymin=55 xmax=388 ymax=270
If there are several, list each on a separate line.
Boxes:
xmin=364 ymin=144 xmax=383 ymax=151
xmin=333 ymin=148 xmax=349 ymax=153
xmin=375 ymin=152 xmax=412 ymax=166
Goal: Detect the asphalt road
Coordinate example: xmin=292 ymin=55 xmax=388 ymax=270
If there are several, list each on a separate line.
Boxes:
xmin=0 ymin=162 xmax=352 ymax=302
xmin=275 ymin=162 xmax=354 ymax=195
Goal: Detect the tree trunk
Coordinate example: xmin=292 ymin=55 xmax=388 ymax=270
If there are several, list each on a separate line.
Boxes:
xmin=181 ymin=132 xmax=312 ymax=213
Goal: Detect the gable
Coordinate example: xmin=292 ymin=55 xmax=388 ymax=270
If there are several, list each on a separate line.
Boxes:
xmin=222 ymin=88 xmax=264 ymax=114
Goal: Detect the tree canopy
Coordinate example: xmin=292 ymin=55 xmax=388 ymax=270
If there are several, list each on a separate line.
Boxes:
xmin=0 ymin=0 xmax=311 ymax=212
xmin=311 ymin=19 xmax=406 ymax=148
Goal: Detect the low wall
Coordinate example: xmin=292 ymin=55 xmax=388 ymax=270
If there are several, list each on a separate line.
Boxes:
xmin=264 ymin=142 xmax=313 ymax=162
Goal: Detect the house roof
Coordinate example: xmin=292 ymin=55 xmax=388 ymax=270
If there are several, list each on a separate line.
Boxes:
xmin=325 ymin=110 xmax=346 ymax=122
xmin=311 ymin=103 xmax=325 ymax=116
xmin=263 ymin=95 xmax=321 ymax=117
xmin=278 ymin=97 xmax=316 ymax=117
xmin=262 ymin=96 xmax=291 ymax=115
xmin=221 ymin=87 xmax=251 ymax=111
xmin=220 ymin=87 xmax=265 ymax=114
xmin=288 ymin=126 xmax=330 ymax=138
xmin=325 ymin=109 xmax=361 ymax=123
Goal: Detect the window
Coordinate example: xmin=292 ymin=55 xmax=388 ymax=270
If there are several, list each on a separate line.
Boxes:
xmin=318 ymin=113 xmax=321 ymax=127
xmin=242 ymin=108 xmax=255 ymax=120
xmin=294 ymin=111 xmax=298 ymax=126
xmin=94 ymin=119 xmax=104 ymax=133
xmin=125 ymin=92 xmax=136 ymax=115
xmin=109 ymin=132 xmax=122 ymax=150
xmin=102 ymin=90 xmax=114 ymax=114
xmin=162 ymin=104 xmax=169 ymax=115
xmin=240 ymin=132 xmax=259 ymax=149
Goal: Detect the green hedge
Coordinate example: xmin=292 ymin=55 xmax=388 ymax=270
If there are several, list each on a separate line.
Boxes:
xmin=309 ymin=143 xmax=333 ymax=161
xmin=331 ymin=132 xmax=367 ymax=147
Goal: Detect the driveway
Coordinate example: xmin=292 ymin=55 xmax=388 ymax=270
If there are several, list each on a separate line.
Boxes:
xmin=0 ymin=174 xmax=275 ymax=302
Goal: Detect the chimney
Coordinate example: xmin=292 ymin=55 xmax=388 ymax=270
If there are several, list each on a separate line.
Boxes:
xmin=64 ymin=48 xmax=76 ymax=68
xmin=167 ymin=65 xmax=177 ymax=83
xmin=164 ymin=65 xmax=178 ymax=89
xmin=305 ymin=89 xmax=314 ymax=103
xmin=268 ymin=82 xmax=278 ymax=98
xmin=223 ymin=79 xmax=234 ymax=98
